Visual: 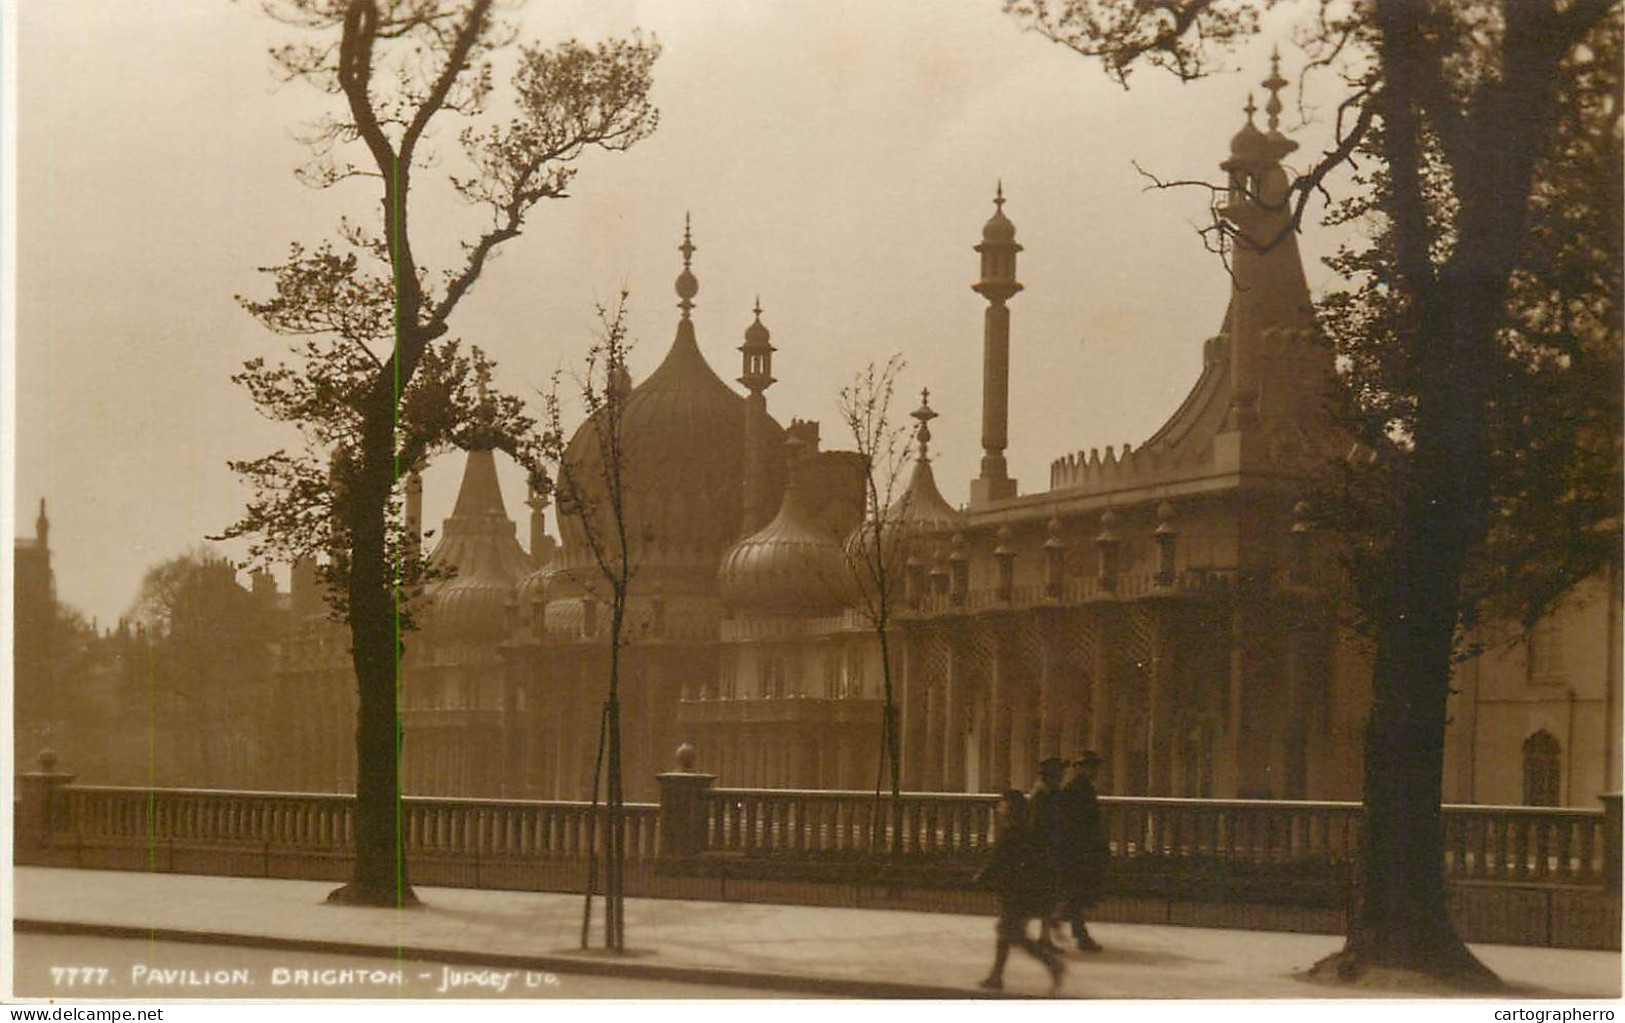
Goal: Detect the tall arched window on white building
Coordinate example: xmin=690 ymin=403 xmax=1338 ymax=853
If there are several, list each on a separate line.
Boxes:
xmin=1522 ymin=730 xmax=1562 ymax=807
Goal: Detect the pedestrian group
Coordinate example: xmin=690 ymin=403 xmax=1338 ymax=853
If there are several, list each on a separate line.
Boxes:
xmin=973 ymin=751 xmax=1109 ymax=995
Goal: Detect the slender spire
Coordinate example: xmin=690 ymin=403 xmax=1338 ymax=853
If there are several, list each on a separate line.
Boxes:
xmin=994 ymin=179 xmax=1005 ymax=211
xmin=1263 ymin=48 xmax=1287 ymax=133
xmin=1243 ymin=92 xmax=1258 ymax=124
xmin=676 ymin=212 xmax=698 ymax=319
xmin=911 ymin=388 xmax=938 ymax=461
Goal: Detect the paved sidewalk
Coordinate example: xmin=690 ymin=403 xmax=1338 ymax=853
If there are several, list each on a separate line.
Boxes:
xmin=12 ymin=868 xmax=1621 ymax=1000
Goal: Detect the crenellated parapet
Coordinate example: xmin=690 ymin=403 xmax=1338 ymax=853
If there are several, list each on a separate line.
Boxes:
xmin=1049 ymin=437 xmax=1212 ymax=492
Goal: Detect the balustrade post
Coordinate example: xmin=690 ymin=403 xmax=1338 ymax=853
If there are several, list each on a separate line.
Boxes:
xmin=18 ymin=750 xmax=76 ymax=853
xmin=993 ymin=526 xmax=1015 ymax=603
xmin=657 ymin=742 xmax=716 ymax=859
xmin=1602 ymin=793 xmax=1621 ymax=889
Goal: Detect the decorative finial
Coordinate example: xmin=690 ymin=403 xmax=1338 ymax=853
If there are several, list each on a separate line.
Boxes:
xmin=753 ymin=295 xmax=763 ymax=319
xmin=994 ymin=180 xmax=1005 ymax=210
xmin=1263 ymin=49 xmax=1287 ymax=133
xmin=911 ymin=387 xmax=938 ymax=461
xmin=1243 ymin=93 xmax=1257 ymax=124
xmin=675 ymin=213 xmax=698 ymax=318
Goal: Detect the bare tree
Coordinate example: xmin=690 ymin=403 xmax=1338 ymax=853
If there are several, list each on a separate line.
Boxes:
xmin=543 ymin=291 xmax=641 ymax=952
xmin=837 ymin=356 xmax=915 ymax=850
xmin=220 ymin=0 xmax=659 ymax=906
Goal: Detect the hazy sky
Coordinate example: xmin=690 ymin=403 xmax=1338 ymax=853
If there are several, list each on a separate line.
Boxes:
xmin=15 ymin=0 xmax=1350 ymax=627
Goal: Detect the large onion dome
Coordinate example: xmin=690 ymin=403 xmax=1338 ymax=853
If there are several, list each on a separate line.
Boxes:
xmin=719 ymin=464 xmax=846 ymax=615
xmin=425 ymin=447 xmax=534 ymax=642
xmin=550 ymin=220 xmax=785 ymax=595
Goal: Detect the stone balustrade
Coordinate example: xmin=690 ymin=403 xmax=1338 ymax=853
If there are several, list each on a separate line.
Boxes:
xmin=15 ymin=752 xmax=1618 ymax=948
xmin=671 ymin=788 xmax=1607 ymax=887
xmin=907 ymin=570 xmax=1237 ymax=616
xmin=45 ymin=784 xmax=660 ymax=864
xmin=25 ymin=778 xmax=1609 ymax=886
xmin=702 ymin=788 xmax=998 ymax=857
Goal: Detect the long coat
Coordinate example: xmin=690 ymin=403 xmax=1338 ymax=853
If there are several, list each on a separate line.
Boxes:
xmin=1056 ymin=776 xmax=1110 ymax=906
xmin=975 ymin=819 xmax=1056 ymax=918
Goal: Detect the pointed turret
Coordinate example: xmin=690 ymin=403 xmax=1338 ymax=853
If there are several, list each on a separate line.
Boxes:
xmin=893 ymin=388 xmax=961 ymax=534
xmin=1216 ymin=54 xmax=1319 ymax=436
xmin=428 ymin=435 xmax=532 ymax=641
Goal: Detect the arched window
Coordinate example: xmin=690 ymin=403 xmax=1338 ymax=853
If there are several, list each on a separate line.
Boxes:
xmin=1523 ymin=730 xmax=1562 ymax=807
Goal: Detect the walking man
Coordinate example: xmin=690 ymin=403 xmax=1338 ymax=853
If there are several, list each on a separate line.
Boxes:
xmin=974 ymin=789 xmax=1065 ymax=994
xmin=1028 ymin=756 xmax=1068 ymax=951
xmin=1057 ymin=751 xmax=1109 ymax=951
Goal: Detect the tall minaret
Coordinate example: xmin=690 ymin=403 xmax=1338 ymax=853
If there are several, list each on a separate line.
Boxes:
xmin=970 ymin=182 xmax=1022 ymax=506
xmin=739 ymin=297 xmax=777 ymax=535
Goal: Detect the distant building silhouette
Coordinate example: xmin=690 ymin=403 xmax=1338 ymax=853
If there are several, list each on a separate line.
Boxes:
xmin=14 ymin=499 xmax=55 ymax=769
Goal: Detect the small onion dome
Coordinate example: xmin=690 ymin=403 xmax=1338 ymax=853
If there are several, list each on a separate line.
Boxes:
xmin=1228 ymin=95 xmax=1270 ymax=164
xmin=743 ymin=309 xmax=771 ymax=347
xmin=718 ymin=480 xmax=846 ymax=615
xmin=515 ymin=564 xmax=549 ymax=615
xmin=982 ymin=182 xmax=1017 ymax=243
xmin=425 ymin=447 xmax=532 ymax=641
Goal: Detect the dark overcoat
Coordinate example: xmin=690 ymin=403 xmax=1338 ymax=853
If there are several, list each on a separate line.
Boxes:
xmin=1056 ymin=776 xmax=1110 ymax=906
xmin=974 ymin=818 xmax=1056 ymax=918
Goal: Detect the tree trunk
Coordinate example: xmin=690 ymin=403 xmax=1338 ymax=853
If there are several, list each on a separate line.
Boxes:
xmin=328 ymin=424 xmax=419 ymax=907
xmin=1313 ymin=486 xmax=1496 ymax=986
xmin=1315 ymin=294 xmax=1503 ymax=987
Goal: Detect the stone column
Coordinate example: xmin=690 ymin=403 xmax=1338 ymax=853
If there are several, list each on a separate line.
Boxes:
xmin=1090 ymin=608 xmax=1113 ymax=753
xmin=17 ymin=750 xmax=75 ymax=853
xmin=923 ymin=678 xmax=942 ymax=789
xmin=1037 ymin=611 xmax=1061 ymax=759
xmin=1602 ymin=792 xmax=1621 ymax=890
xmin=1146 ymin=612 xmax=1170 ymax=795
xmin=657 ymin=743 xmax=716 ymax=859
xmin=942 ymin=634 xmax=965 ymax=791
xmin=989 ymin=624 xmax=1013 ymax=790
